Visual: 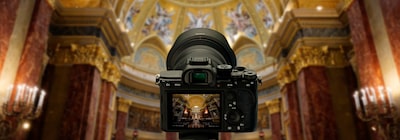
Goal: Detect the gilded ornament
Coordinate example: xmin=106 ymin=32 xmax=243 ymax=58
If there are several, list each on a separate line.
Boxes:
xmin=290 ymin=46 xmax=349 ymax=74
xmin=266 ymin=99 xmax=281 ymax=114
xmin=49 ymin=44 xmax=107 ymax=73
xmin=276 ymin=63 xmax=297 ymax=87
xmin=101 ymin=62 xmax=121 ymax=87
xmin=117 ymin=98 xmax=131 ymax=112
xmin=49 ymin=43 xmax=121 ymax=86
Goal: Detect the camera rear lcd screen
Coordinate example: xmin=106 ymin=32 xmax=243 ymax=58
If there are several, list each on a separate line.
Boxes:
xmin=170 ymin=93 xmax=221 ymax=129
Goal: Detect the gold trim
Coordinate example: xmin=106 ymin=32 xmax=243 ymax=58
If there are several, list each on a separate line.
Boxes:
xmin=101 ymin=62 xmax=121 ymax=87
xmin=290 ymin=46 xmax=349 ymax=74
xmin=49 ymin=43 xmax=121 ymax=86
xmin=266 ymin=99 xmax=281 ymax=114
xmin=49 ymin=44 xmax=107 ymax=72
xmin=276 ymin=63 xmax=297 ymax=87
xmin=117 ymin=98 xmax=131 ymax=112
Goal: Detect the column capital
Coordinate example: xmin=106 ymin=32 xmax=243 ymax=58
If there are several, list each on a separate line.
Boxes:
xmin=290 ymin=46 xmax=349 ymax=74
xmin=101 ymin=61 xmax=121 ymax=87
xmin=277 ymin=62 xmax=297 ymax=87
xmin=49 ymin=43 xmax=121 ymax=86
xmin=117 ymin=98 xmax=131 ymax=113
xmin=266 ymin=99 xmax=281 ymax=114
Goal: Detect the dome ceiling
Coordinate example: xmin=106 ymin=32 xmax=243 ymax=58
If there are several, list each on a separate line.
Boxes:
xmin=121 ymin=0 xmax=282 ymax=73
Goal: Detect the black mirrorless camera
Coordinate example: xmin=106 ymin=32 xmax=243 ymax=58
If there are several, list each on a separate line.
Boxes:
xmin=156 ymin=28 xmax=259 ymax=132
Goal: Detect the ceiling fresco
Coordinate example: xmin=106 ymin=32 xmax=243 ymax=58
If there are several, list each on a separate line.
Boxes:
xmin=124 ymin=0 xmax=275 ymax=46
xmin=121 ymin=0 xmax=280 ymax=73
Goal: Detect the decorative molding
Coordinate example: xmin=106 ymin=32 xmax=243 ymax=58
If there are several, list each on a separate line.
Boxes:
xmin=117 ymin=98 xmax=131 ymax=112
xmin=51 ymin=4 xmax=133 ymax=57
xmin=49 ymin=43 xmax=107 ymax=70
xmin=48 ymin=43 xmax=121 ymax=86
xmin=266 ymin=9 xmax=350 ymax=58
xmin=266 ymin=99 xmax=281 ymax=114
xmin=102 ymin=62 xmax=121 ymax=87
xmin=276 ymin=63 xmax=297 ymax=87
xmin=49 ymin=25 xmax=117 ymax=56
xmin=290 ymin=46 xmax=350 ymax=74
xmin=276 ymin=45 xmax=350 ymax=86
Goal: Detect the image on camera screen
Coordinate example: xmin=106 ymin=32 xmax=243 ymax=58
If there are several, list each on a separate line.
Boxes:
xmin=170 ymin=93 xmax=221 ymax=129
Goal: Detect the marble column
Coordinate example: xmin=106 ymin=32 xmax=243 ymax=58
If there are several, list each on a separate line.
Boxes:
xmin=378 ymin=0 xmax=400 ymax=81
xmin=277 ymin=63 xmax=303 ymax=140
xmin=289 ymin=46 xmax=354 ymax=140
xmin=59 ymin=64 xmax=102 ymax=140
xmin=13 ymin=0 xmax=52 ymax=86
xmin=296 ymin=66 xmax=337 ymax=140
xmin=266 ymin=99 xmax=282 ymax=140
xmin=347 ymin=0 xmax=385 ymax=88
xmin=115 ymin=98 xmax=131 ymax=140
xmin=220 ymin=132 xmax=231 ymax=140
xmin=95 ymin=81 xmax=115 ymax=140
xmin=0 ymin=0 xmax=20 ymax=72
xmin=166 ymin=132 xmax=178 ymax=140
xmin=95 ymin=61 xmax=120 ymax=140
xmin=10 ymin=0 xmax=52 ymax=139
xmin=348 ymin=1 xmax=386 ymax=139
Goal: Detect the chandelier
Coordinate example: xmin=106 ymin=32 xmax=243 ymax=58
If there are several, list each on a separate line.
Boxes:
xmin=0 ymin=84 xmax=46 ymax=139
xmin=353 ymin=86 xmax=399 ymax=140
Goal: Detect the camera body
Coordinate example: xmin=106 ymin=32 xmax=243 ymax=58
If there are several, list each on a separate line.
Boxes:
xmin=156 ymin=28 xmax=258 ymax=132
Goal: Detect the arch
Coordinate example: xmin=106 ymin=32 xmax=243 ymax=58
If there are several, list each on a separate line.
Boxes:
xmin=131 ymin=35 xmax=168 ymax=73
xmin=231 ymin=35 xmax=261 ymax=52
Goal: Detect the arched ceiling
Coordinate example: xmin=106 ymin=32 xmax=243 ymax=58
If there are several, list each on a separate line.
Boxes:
xmin=111 ymin=0 xmax=347 ymax=92
xmin=119 ymin=0 xmax=286 ymax=74
xmin=121 ymin=0 xmax=281 ymax=48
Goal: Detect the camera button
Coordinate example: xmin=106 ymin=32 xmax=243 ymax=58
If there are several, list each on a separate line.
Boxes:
xmin=174 ymin=83 xmax=181 ymax=86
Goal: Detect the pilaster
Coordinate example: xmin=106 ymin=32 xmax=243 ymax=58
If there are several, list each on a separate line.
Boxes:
xmin=266 ymin=99 xmax=282 ymax=140
xmin=115 ymin=98 xmax=131 ymax=140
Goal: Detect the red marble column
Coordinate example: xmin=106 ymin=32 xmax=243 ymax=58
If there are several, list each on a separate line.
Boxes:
xmin=115 ymin=110 xmax=128 ymax=140
xmin=296 ymin=66 xmax=337 ymax=140
xmin=220 ymin=132 xmax=231 ymax=140
xmin=378 ymin=0 xmax=400 ymax=77
xmin=347 ymin=0 xmax=385 ymax=87
xmin=166 ymin=132 xmax=178 ymax=140
xmin=270 ymin=113 xmax=282 ymax=140
xmin=281 ymin=82 xmax=303 ymax=140
xmin=59 ymin=65 xmax=102 ymax=140
xmin=13 ymin=0 xmax=52 ymax=86
xmin=95 ymin=81 xmax=115 ymax=140
xmin=0 ymin=0 xmax=20 ymax=73
xmin=348 ymin=1 xmax=386 ymax=139
xmin=10 ymin=0 xmax=52 ymax=139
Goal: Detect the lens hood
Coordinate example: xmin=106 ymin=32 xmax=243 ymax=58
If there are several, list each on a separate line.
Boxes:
xmin=167 ymin=28 xmax=237 ymax=70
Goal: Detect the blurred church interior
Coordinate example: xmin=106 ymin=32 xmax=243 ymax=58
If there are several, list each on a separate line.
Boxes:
xmin=1 ymin=0 xmax=400 ymax=139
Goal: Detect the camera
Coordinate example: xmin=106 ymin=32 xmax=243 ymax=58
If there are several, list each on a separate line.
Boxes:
xmin=156 ymin=28 xmax=259 ymax=132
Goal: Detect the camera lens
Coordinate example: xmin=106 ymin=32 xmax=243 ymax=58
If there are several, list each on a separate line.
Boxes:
xmin=166 ymin=28 xmax=236 ymax=70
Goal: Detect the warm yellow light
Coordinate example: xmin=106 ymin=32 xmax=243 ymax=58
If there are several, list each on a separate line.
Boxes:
xmin=316 ymin=5 xmax=323 ymax=11
xmin=371 ymin=126 xmax=376 ymax=131
xmin=22 ymin=121 xmax=30 ymax=130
